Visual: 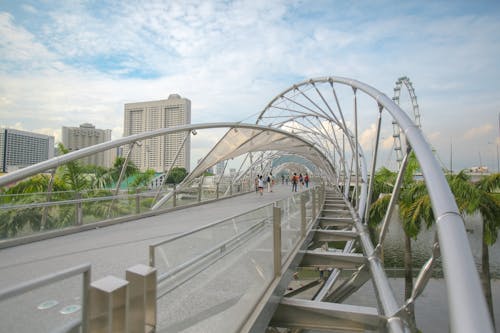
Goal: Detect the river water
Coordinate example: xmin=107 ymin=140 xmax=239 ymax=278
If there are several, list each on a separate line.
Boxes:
xmin=349 ymin=212 xmax=500 ymax=332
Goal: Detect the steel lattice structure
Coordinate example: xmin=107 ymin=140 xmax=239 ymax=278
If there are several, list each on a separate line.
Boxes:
xmin=0 ymin=76 xmax=493 ymax=333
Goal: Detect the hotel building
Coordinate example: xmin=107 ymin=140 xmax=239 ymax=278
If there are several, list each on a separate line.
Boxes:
xmin=123 ymin=94 xmax=191 ymax=172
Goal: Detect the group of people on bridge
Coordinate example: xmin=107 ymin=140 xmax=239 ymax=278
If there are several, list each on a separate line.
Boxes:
xmin=254 ymin=172 xmax=309 ymax=195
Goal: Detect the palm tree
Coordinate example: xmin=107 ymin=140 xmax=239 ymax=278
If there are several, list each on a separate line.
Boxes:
xmin=368 ymin=153 xmax=428 ymax=331
xmin=446 ymin=172 xmax=500 ymax=325
xmin=110 ymin=156 xmax=139 ymax=184
xmin=370 ymin=167 xmax=500 ymax=327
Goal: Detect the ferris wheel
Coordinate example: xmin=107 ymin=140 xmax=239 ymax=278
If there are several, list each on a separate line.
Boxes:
xmin=391 ymin=76 xmax=422 ymax=165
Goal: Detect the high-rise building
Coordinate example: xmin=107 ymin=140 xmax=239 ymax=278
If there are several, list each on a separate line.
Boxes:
xmin=0 ymin=128 xmax=54 ymax=173
xmin=62 ymin=123 xmax=114 ymax=167
xmin=216 ymin=161 xmax=226 ymax=175
xmin=123 ymin=94 xmax=191 ymax=172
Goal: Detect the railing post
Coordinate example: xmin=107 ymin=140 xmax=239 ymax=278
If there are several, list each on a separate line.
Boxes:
xmin=173 ymin=184 xmax=177 ymax=208
xmin=198 ymin=181 xmax=202 ymax=202
xmin=273 ymin=206 xmax=282 ymax=278
xmin=81 ymin=267 xmax=91 ymax=333
xmin=135 ymin=189 xmax=140 ymax=214
xmin=312 ymin=189 xmax=316 ymax=220
xmin=300 ymin=193 xmax=306 ymax=238
xmin=149 ymin=245 xmax=155 ymax=267
xmin=75 ymin=192 xmax=83 ymax=226
xmin=126 ymin=265 xmax=157 ymax=333
xmin=89 ymin=276 xmax=129 ymax=332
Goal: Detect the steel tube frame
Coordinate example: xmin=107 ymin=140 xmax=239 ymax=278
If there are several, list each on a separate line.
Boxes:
xmin=255 ymin=76 xmax=492 ymax=332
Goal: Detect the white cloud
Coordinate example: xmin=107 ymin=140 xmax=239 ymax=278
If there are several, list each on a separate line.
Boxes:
xmin=464 ymin=124 xmax=493 ymax=139
xmin=0 ymin=1 xmax=499 ymax=173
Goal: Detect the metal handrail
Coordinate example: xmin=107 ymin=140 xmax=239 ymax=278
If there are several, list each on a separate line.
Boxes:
xmin=0 ymin=263 xmax=91 ymax=333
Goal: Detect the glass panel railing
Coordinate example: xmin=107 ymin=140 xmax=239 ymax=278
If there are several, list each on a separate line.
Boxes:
xmin=151 ymin=204 xmax=275 ymax=333
xmin=277 ymin=193 xmax=301 ymax=265
xmin=0 ymin=264 xmax=90 ymax=333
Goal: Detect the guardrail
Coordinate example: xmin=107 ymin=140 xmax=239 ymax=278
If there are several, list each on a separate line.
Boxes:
xmin=0 ymin=181 xmax=253 ymax=248
xmin=0 ymin=263 xmax=91 ymax=333
xmin=0 ymin=262 xmax=158 ymax=333
xmin=149 ymin=186 xmax=323 ymax=332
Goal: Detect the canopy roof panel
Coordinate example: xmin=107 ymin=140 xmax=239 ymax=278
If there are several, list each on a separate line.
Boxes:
xmin=185 ymin=126 xmax=335 ymax=184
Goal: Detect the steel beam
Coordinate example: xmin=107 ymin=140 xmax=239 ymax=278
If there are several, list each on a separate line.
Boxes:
xmin=270 ymin=298 xmax=384 ymax=331
xmin=299 ymin=251 xmax=366 ymax=269
xmin=311 ymin=230 xmax=358 ymax=242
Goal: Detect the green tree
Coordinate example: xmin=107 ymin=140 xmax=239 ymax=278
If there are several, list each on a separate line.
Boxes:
xmin=446 ymin=172 xmax=500 ymax=325
xmin=167 ymin=167 xmax=188 ymax=184
xmin=110 ymin=156 xmax=139 ymax=182
xmin=369 ymin=152 xmax=427 ymax=330
xmin=56 ymin=143 xmax=89 ymax=192
xmin=370 ymin=164 xmax=500 ymax=327
xmin=130 ymin=169 xmax=156 ymax=189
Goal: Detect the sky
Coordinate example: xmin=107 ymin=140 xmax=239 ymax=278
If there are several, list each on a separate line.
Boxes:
xmin=0 ymin=0 xmax=499 ymax=172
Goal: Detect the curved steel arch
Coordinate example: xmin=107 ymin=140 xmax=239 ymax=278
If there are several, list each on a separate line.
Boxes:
xmin=256 ymin=76 xmax=493 ymax=333
xmin=0 ymin=122 xmax=336 ymax=189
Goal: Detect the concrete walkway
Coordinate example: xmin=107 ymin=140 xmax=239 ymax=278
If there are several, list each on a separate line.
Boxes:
xmin=0 ymin=183 xmax=302 ymax=289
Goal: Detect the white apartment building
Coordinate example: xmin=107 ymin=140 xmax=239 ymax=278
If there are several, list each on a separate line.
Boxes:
xmin=123 ymin=94 xmax=191 ymax=172
xmin=62 ymin=123 xmax=113 ymax=168
xmin=0 ymin=128 xmax=54 ymax=173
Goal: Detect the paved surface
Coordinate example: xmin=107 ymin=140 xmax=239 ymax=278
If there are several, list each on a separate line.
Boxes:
xmin=0 ymin=183 xmax=301 ymax=289
xmin=0 ymin=183 xmax=305 ymax=332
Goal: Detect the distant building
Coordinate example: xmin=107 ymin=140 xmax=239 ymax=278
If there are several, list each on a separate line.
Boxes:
xmin=216 ymin=161 xmax=225 ymax=175
xmin=0 ymin=128 xmax=54 ymax=172
xmin=229 ymin=168 xmax=237 ymax=177
xmin=123 ymin=94 xmax=191 ymax=172
xmin=62 ymin=123 xmax=114 ymax=167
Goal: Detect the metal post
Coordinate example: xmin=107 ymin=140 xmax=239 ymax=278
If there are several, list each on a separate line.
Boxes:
xmin=41 ymin=169 xmax=56 ymax=230
xmin=152 ymin=131 xmax=192 ymax=205
xmin=81 ymin=267 xmax=91 ymax=333
xmin=273 ymin=206 xmax=282 ymax=278
xmin=75 ymin=192 xmax=82 ymax=226
xmin=172 ymin=184 xmax=177 ymax=208
xmin=377 ymin=148 xmax=412 ymax=247
xmin=126 ymin=265 xmax=157 ymax=333
xmin=108 ymin=142 xmax=136 ymax=218
xmin=89 ymin=276 xmax=129 ymax=333
xmin=135 ymin=189 xmax=140 ymax=214
xmin=365 ymin=105 xmax=383 ymax=224
xmin=198 ymin=178 xmax=203 ymax=202
xmin=312 ymin=189 xmax=317 ymax=220
xmin=353 ymin=87 xmax=359 ymax=210
xmin=300 ymin=193 xmax=306 ymax=237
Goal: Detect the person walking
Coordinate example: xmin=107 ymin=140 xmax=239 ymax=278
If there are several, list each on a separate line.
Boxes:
xmin=258 ymin=175 xmax=264 ymax=196
xmin=304 ymin=173 xmax=310 ymax=188
xmin=267 ymin=173 xmax=273 ymax=192
xmin=291 ymin=173 xmax=298 ymax=192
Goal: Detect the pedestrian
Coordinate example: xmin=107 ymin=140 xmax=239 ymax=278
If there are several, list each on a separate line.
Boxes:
xmin=281 ymin=174 xmax=285 ymax=184
xmin=299 ymin=173 xmax=304 ymax=190
xmin=291 ymin=173 xmax=298 ymax=192
xmin=267 ymin=173 xmax=273 ymax=192
xmin=304 ymin=173 xmax=309 ymax=188
xmin=258 ymin=175 xmax=264 ymax=196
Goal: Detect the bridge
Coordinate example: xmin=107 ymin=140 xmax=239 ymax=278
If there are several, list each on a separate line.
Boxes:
xmin=0 ymin=76 xmax=494 ymax=333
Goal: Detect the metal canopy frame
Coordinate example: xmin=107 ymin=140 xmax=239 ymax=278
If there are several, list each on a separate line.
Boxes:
xmin=0 ymin=76 xmax=493 ymax=333
xmin=255 ymin=76 xmax=493 ymax=333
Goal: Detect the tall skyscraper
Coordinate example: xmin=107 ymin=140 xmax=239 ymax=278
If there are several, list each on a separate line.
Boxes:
xmin=62 ymin=123 xmax=113 ymax=167
xmin=0 ymin=128 xmax=54 ymax=173
xmin=123 ymin=94 xmax=191 ymax=172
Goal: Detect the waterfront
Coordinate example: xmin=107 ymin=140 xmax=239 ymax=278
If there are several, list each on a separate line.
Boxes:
xmin=354 ymin=212 xmax=500 ymax=332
